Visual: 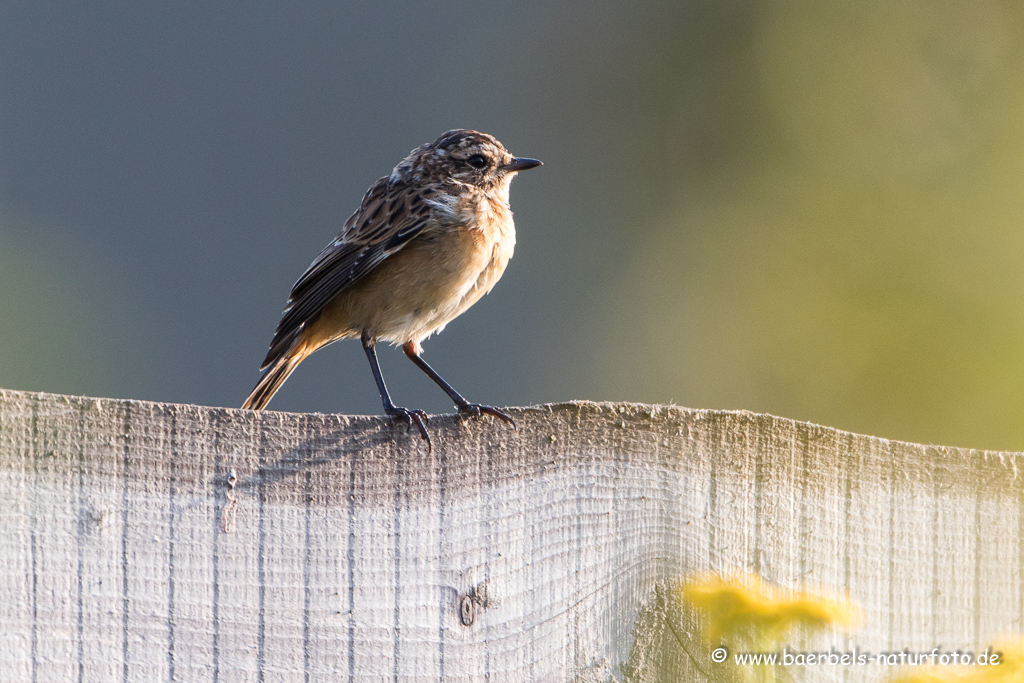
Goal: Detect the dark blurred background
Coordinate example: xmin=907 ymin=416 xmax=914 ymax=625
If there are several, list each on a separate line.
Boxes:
xmin=2 ymin=2 xmax=1023 ymax=450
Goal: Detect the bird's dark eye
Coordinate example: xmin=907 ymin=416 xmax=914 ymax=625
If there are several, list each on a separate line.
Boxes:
xmin=466 ymin=154 xmax=488 ymax=169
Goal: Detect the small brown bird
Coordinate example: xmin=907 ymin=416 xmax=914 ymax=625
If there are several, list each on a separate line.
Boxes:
xmin=243 ymin=129 xmax=541 ymax=448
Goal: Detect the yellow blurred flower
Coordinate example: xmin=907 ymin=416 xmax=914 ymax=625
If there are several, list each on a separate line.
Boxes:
xmin=891 ymin=638 xmax=1024 ymax=682
xmin=681 ymin=571 xmax=860 ymax=646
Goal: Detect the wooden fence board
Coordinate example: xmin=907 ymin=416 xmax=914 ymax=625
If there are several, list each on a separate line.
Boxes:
xmin=1 ymin=388 xmax=1023 ymax=682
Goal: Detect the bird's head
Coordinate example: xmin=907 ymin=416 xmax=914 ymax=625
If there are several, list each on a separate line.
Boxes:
xmin=390 ymin=129 xmax=541 ymax=190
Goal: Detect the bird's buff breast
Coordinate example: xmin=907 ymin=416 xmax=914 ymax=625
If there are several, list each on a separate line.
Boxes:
xmin=316 ymin=192 xmax=515 ymax=345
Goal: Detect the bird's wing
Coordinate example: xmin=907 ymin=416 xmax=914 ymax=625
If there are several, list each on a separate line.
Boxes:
xmin=260 ymin=177 xmax=448 ymax=369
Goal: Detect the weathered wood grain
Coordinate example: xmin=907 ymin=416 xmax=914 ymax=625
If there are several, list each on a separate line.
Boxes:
xmin=0 ymin=388 xmax=1022 ymax=682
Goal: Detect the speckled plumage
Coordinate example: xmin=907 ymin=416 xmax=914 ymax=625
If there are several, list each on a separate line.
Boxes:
xmin=243 ymin=130 xmax=541 ymax=447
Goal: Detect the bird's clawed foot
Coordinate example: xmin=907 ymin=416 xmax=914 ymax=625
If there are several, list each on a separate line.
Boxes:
xmin=457 ymin=403 xmax=517 ymax=429
xmin=385 ymin=406 xmax=431 ymax=449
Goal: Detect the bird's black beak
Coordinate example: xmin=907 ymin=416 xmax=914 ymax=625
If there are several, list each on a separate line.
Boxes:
xmin=502 ymin=157 xmax=543 ymax=173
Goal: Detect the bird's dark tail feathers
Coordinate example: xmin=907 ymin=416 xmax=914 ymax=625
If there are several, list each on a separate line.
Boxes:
xmin=242 ymin=350 xmax=305 ymax=411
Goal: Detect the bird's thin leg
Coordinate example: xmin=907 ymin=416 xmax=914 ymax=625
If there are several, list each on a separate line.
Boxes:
xmin=402 ymin=342 xmax=516 ymax=428
xmin=362 ymin=333 xmax=430 ymax=447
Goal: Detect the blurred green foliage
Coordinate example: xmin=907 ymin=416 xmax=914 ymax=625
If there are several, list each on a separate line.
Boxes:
xmin=0 ymin=218 xmax=130 ymax=398
xmin=593 ymin=1 xmax=1024 ymax=450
